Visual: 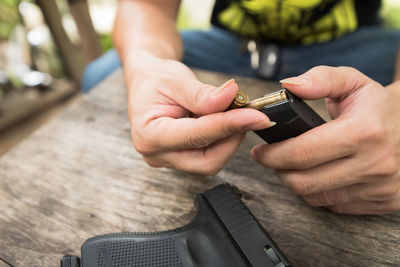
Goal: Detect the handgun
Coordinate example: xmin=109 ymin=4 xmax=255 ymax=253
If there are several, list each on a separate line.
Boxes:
xmin=61 ymin=184 xmax=291 ymax=267
xmin=230 ymin=89 xmax=326 ymax=143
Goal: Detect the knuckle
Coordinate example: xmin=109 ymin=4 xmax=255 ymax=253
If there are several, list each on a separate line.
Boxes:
xmin=200 ymin=164 xmax=221 ymax=176
xmin=202 ymin=168 xmax=220 ymax=176
xmin=377 ymin=161 xmax=399 ymax=177
xmin=290 ymin=145 xmax=314 ymax=169
xmin=380 ymin=155 xmax=399 ymax=176
xmin=131 ymin=131 xmax=156 ymax=155
xmin=367 ymin=150 xmax=399 ymax=176
xmin=329 ymin=205 xmax=345 ymax=214
xmin=284 ymin=174 xmax=312 ymax=196
xmin=142 ymin=157 xmax=164 ymax=168
xmin=193 ymin=85 xmax=204 ymax=105
xmin=366 ymin=124 xmax=387 ymax=143
xmin=133 ymin=141 xmax=154 ymax=156
xmin=183 ymin=129 xmax=210 ymax=148
xmin=337 ymin=66 xmax=360 ymax=76
xmin=192 ymin=84 xmax=214 ymax=109
xmin=303 ymin=194 xmax=322 ymax=207
xmin=353 ymin=122 xmax=388 ymax=145
xmin=198 ymin=154 xmax=225 ymax=176
xmin=213 ymin=114 xmax=236 ymax=136
xmin=308 ymin=65 xmax=331 ymax=74
xmin=376 ymin=184 xmax=399 ymax=199
xmin=221 ymin=118 xmax=237 ymax=135
xmin=374 ymin=201 xmax=400 ymax=214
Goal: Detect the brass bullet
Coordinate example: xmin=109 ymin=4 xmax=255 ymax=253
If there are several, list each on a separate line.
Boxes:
xmin=246 ymin=90 xmax=288 ymax=110
xmin=229 ymin=91 xmax=249 ymax=109
xmin=229 ymin=90 xmax=289 ymax=110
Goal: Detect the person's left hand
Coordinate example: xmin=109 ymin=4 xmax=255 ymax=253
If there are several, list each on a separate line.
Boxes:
xmin=251 ymin=66 xmax=400 ymax=214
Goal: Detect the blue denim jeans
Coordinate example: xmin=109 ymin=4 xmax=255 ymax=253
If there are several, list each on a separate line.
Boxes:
xmin=82 ymin=26 xmax=400 ymax=92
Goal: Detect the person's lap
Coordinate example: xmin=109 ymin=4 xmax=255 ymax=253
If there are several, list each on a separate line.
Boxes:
xmin=82 ymin=26 xmax=400 ymax=92
xmin=278 ymin=26 xmax=400 ymax=85
xmin=82 ymin=49 xmax=122 ymax=93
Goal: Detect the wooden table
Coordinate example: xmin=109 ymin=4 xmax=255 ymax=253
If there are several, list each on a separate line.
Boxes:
xmin=1 ymin=69 xmax=399 ymax=266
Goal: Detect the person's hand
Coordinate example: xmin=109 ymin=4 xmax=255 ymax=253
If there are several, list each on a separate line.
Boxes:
xmin=125 ymin=52 xmax=273 ymax=175
xmin=251 ymin=66 xmax=400 ymax=214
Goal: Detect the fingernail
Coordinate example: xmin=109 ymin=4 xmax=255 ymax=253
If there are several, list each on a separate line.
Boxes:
xmin=280 ymin=75 xmax=311 ymax=86
xmin=247 ymin=120 xmax=276 ymax=131
xmin=214 ymin=79 xmax=236 ymax=95
xmin=261 ymin=121 xmax=277 ymax=129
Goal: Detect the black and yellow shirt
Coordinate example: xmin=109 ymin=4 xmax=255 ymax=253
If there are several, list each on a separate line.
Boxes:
xmin=211 ymin=0 xmax=382 ymax=44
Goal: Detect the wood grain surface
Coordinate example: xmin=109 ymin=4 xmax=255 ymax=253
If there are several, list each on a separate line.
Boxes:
xmin=0 ymin=258 xmax=12 ymax=267
xmin=1 ymin=69 xmax=399 ymax=266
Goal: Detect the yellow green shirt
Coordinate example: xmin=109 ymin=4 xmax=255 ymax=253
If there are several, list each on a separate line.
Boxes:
xmin=211 ymin=0 xmax=381 ymax=44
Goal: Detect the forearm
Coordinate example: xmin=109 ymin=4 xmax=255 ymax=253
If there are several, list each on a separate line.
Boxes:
xmin=387 ymin=78 xmax=400 ymax=98
xmin=395 ymin=46 xmax=400 ymax=81
xmin=113 ymin=0 xmax=182 ymax=63
xmin=387 ymin=45 xmax=400 ymax=92
xmin=385 ymin=47 xmax=400 ymax=93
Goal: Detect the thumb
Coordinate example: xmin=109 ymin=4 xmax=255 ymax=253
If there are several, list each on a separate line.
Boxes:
xmin=177 ymin=78 xmax=239 ymax=115
xmin=280 ymin=66 xmax=374 ymax=100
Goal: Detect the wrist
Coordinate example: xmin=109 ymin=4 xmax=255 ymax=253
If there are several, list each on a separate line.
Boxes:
xmin=121 ymin=49 xmax=163 ymax=85
xmin=386 ymin=80 xmax=400 ymax=100
xmin=118 ymin=31 xmax=182 ymax=61
xmin=121 ymin=48 xmax=184 ymax=91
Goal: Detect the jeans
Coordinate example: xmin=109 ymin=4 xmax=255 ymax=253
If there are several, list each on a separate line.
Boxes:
xmin=82 ymin=26 xmax=400 ymax=92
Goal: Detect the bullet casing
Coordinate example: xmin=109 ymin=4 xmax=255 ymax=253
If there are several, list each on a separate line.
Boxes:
xmin=230 ymin=90 xmax=289 ymax=110
xmin=229 ymin=91 xmax=249 ymax=109
xmin=245 ymin=90 xmax=288 ymax=110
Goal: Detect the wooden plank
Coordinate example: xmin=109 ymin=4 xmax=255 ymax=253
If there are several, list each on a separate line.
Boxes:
xmin=0 ymin=69 xmax=399 ymax=266
xmin=0 ymin=258 xmax=12 ymax=267
xmin=0 ymin=79 xmax=77 ymax=131
xmin=0 ymin=93 xmax=78 ymax=156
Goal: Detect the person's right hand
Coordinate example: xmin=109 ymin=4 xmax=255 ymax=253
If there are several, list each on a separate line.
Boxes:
xmin=124 ymin=52 xmax=273 ymax=175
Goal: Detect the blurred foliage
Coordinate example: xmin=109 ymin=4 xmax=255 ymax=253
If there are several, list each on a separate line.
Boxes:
xmin=384 ymin=9 xmax=400 ymax=29
xmin=96 ymin=4 xmax=209 ymax=52
xmin=176 ymin=6 xmax=193 ymax=30
xmin=177 ymin=4 xmax=210 ymax=30
xmin=0 ymin=0 xmax=21 ymax=41
xmin=6 ymin=71 xmax=24 ymax=89
xmin=99 ymin=33 xmax=113 ymax=52
xmin=383 ymin=2 xmax=400 ymax=29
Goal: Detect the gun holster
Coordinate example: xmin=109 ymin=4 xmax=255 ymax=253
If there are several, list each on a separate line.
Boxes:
xmin=61 ymin=184 xmax=291 ymax=267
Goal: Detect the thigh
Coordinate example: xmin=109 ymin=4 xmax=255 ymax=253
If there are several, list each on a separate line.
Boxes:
xmin=82 ymin=50 xmax=121 ymax=93
xmin=82 ymin=27 xmax=258 ymax=92
xmin=181 ymin=27 xmax=257 ymax=78
xmin=279 ymin=27 xmax=400 ymax=85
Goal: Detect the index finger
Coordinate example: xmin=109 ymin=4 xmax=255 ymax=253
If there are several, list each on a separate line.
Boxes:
xmin=146 ymin=108 xmax=272 ymax=151
xmin=251 ymin=118 xmax=356 ymax=169
xmin=280 ymin=66 xmax=374 ymax=100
